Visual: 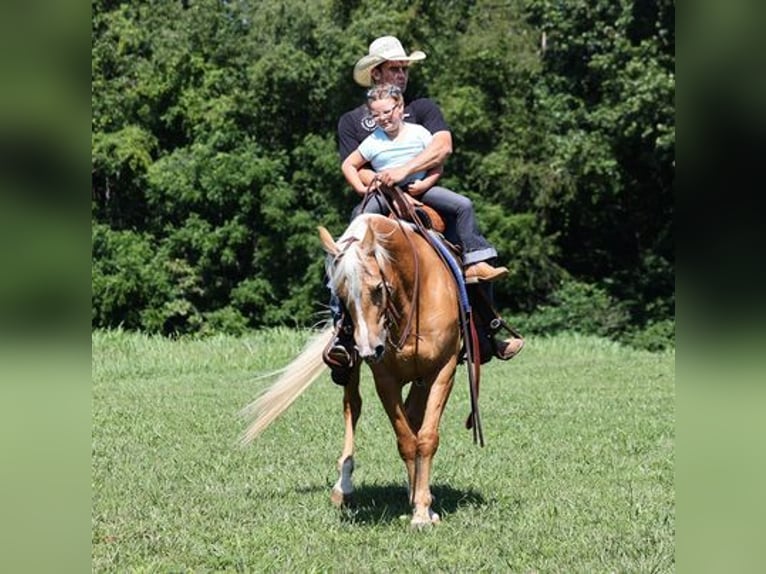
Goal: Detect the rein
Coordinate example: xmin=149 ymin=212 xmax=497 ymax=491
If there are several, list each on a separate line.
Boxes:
xmin=368 ymin=183 xmax=485 ymax=447
xmin=363 ymin=181 xmax=423 ymax=353
xmin=331 ymin=201 xmax=418 ymax=354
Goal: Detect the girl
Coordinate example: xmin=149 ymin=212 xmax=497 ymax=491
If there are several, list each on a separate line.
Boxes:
xmin=342 ymin=83 xmax=508 ymax=284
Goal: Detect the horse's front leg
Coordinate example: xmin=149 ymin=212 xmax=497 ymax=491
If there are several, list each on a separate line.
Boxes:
xmin=410 ymin=358 xmax=457 ymax=527
xmin=373 ymin=372 xmax=418 ymax=506
xmin=331 ymin=364 xmax=361 ymax=506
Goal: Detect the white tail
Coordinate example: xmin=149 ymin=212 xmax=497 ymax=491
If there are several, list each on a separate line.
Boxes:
xmin=239 ymin=326 xmax=334 ymax=446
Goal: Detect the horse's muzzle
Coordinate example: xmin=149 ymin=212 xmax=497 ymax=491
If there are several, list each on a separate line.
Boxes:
xmin=359 ymin=344 xmax=385 ymax=364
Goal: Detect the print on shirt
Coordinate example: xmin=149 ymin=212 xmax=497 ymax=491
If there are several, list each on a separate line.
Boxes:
xmin=361 ymin=112 xmax=413 ymax=133
xmin=361 ymin=115 xmax=377 ymax=132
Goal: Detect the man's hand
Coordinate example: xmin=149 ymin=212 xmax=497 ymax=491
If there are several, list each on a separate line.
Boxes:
xmin=378 ymin=166 xmax=410 ymax=187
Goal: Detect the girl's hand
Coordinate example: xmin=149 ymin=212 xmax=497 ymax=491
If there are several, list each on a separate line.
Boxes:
xmin=406 ymin=179 xmax=429 ymax=196
xmin=362 ymin=176 xmax=382 ymax=195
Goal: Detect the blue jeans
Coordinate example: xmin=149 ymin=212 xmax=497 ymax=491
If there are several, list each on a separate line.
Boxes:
xmin=351 ymin=185 xmax=498 ymax=265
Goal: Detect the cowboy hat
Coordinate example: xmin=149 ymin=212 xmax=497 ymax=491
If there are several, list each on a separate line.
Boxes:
xmin=353 ymin=36 xmax=426 ymax=87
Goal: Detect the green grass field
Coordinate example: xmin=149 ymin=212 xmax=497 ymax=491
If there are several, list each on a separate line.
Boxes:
xmin=92 ymin=329 xmax=674 ymax=572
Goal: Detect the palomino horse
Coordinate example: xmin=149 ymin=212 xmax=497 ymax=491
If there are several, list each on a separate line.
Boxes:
xmin=241 ymin=213 xmax=461 ymax=527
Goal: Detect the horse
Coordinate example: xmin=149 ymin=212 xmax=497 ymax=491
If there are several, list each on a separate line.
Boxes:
xmin=240 ymin=212 xmax=462 ymax=527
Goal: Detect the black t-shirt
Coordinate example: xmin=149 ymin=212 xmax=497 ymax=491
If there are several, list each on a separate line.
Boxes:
xmin=337 ymin=98 xmax=451 ymax=161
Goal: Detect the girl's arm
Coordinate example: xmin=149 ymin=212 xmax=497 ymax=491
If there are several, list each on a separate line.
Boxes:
xmin=406 ymin=165 xmax=442 ymax=197
xmin=341 ymin=150 xmax=373 ymax=197
xmin=378 ymin=131 xmax=452 ymax=187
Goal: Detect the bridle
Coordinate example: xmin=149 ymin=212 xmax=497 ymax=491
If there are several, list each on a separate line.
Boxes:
xmin=359 ymin=181 xmax=423 ymax=352
xmin=351 ymin=182 xmax=485 ymax=446
xmin=361 ymin=181 xmax=485 ymax=446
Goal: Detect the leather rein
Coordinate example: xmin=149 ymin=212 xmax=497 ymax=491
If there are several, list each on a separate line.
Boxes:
xmin=359 ymin=181 xmax=422 ymax=353
xmin=360 ymin=182 xmax=485 ymax=446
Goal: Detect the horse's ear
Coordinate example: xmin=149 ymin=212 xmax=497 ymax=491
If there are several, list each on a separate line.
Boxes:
xmin=360 ymin=222 xmax=376 ymax=254
xmin=318 ymin=226 xmax=340 ymax=255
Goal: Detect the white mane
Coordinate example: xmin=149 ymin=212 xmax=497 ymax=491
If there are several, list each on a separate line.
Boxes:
xmin=326 ymin=214 xmax=393 ymax=300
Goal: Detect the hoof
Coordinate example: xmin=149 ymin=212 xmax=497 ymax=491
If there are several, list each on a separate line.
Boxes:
xmin=330 ymin=488 xmax=352 ymax=507
xmin=410 ymin=510 xmax=440 ymax=528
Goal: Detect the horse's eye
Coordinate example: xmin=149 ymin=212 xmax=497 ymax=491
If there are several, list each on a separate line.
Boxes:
xmin=370 ymin=282 xmax=384 ymax=305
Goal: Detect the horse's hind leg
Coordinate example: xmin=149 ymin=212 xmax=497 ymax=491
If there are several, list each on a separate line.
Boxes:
xmin=331 ymin=364 xmax=361 ymax=507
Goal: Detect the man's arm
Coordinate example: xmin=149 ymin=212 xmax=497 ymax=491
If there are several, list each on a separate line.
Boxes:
xmin=377 ymin=130 xmax=452 ymax=187
xmin=338 ymin=110 xmax=362 ymax=161
xmin=338 ymin=107 xmax=380 ymax=187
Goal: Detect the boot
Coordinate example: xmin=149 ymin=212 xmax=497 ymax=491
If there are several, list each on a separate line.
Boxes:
xmin=323 ymin=319 xmax=357 ymax=386
xmin=464 ymin=261 xmax=509 ymax=284
xmin=494 ymin=336 xmax=525 ymax=360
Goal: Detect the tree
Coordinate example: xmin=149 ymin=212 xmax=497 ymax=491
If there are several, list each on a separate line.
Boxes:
xmin=92 ymin=0 xmax=674 ymax=336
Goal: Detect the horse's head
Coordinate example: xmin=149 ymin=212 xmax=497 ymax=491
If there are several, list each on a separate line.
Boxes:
xmin=319 ymin=218 xmax=394 ymax=363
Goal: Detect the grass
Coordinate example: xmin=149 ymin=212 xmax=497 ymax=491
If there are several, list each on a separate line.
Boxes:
xmin=92 ymin=328 xmax=674 ymax=572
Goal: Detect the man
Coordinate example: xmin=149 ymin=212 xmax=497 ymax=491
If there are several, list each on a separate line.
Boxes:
xmin=325 ymin=36 xmax=524 ymax=384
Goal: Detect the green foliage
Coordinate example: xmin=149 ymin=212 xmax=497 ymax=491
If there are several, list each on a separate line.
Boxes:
xmin=622 ymin=318 xmax=675 ymax=352
xmin=477 ymin=207 xmax=563 ymax=310
xmin=91 ymin=125 xmax=157 ymax=228
xmin=200 ymin=306 xmax=250 ymax=337
xmin=508 ymin=278 xmax=674 ymax=351
xmin=92 ymin=0 xmax=674 ymax=337
xmin=92 ymin=223 xmax=171 ymax=331
xmin=524 ymin=0 xmax=674 ymax=316
xmin=519 ymin=279 xmax=631 ymax=338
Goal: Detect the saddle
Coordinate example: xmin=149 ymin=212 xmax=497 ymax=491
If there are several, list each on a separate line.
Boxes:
xmin=389 ymin=198 xmax=446 ymax=234
xmin=376 ymin=184 xmax=520 ymax=366
xmin=347 ymin=184 xmax=522 ymax=445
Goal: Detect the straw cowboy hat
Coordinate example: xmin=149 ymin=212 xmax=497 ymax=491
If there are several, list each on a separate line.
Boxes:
xmin=353 ymin=36 xmax=426 ymax=87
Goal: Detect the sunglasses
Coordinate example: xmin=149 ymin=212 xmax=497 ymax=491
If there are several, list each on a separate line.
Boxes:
xmin=370 ymin=103 xmax=401 ymax=121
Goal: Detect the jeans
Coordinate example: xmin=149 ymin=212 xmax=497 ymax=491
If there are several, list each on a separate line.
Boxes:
xmin=351 ymin=185 xmax=498 ymax=265
xmin=328 ymin=286 xmax=343 ymax=325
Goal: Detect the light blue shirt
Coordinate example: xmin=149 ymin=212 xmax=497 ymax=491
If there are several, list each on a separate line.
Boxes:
xmin=357 ymin=122 xmax=433 ymax=185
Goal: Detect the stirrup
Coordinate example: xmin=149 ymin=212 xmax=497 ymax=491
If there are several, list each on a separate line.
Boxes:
xmin=323 ymin=334 xmax=356 ymax=386
xmin=489 ymin=317 xmax=524 ymax=340
xmin=323 ymin=317 xmax=356 ymax=370
xmin=325 ymin=343 xmax=354 ymax=369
